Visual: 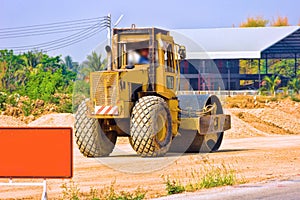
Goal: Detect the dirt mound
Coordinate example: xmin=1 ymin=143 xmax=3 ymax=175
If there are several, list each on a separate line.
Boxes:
xmin=246 ymin=108 xmax=300 ymax=134
xmin=267 ymin=99 xmax=300 ymax=119
xmin=28 ymin=113 xmax=74 ymax=127
xmin=0 ymin=115 xmax=26 ymax=126
xmin=224 ymin=109 xmax=269 ymax=138
xmin=225 ymin=95 xmax=268 ymax=109
xmin=229 ymin=108 xmax=300 ymax=135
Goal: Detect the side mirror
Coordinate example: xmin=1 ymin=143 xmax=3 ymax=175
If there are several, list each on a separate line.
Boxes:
xmin=105 ymin=45 xmax=112 ymax=53
xmin=105 ymin=45 xmax=112 ymax=71
xmin=178 ymin=45 xmax=186 ymax=59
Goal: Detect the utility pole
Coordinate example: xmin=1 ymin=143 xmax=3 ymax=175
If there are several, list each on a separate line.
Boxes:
xmin=107 ymin=13 xmax=112 ymax=47
xmin=105 ymin=14 xmax=124 ymax=71
xmin=106 ymin=14 xmax=124 ymax=48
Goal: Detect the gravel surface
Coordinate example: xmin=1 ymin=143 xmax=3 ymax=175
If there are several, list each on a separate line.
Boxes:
xmin=27 ymin=113 xmax=74 ymax=127
xmin=0 ymin=115 xmax=26 ymax=126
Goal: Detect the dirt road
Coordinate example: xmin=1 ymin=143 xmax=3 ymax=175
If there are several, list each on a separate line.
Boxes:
xmin=0 ymin=134 xmax=299 ymax=199
xmin=0 ymin=101 xmax=299 ymax=199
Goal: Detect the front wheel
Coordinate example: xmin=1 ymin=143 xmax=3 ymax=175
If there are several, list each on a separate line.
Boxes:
xmin=75 ymin=99 xmax=117 ymax=157
xmin=129 ymin=96 xmax=172 ymax=157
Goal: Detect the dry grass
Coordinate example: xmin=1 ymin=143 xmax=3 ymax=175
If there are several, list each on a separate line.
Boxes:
xmin=60 ymin=180 xmax=146 ymax=200
xmin=162 ymin=160 xmax=245 ymax=195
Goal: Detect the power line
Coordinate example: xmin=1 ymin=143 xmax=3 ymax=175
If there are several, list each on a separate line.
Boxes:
xmin=0 ymin=21 xmax=108 ymax=39
xmin=0 ymin=16 xmax=107 ymax=31
xmin=45 ymin=27 xmax=107 ymax=52
xmin=0 ymin=19 xmax=101 ymax=34
xmin=13 ymin=25 xmax=106 ymax=52
xmin=1 ymin=16 xmax=110 ymax=52
xmin=5 ymin=22 xmax=104 ymax=49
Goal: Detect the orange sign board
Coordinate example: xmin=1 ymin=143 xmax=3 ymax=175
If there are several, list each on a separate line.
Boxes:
xmin=0 ymin=127 xmax=72 ymax=178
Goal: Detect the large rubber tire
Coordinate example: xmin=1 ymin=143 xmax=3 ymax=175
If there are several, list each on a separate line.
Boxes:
xmin=129 ymin=96 xmax=172 ymax=157
xmin=75 ymin=99 xmax=117 ymax=157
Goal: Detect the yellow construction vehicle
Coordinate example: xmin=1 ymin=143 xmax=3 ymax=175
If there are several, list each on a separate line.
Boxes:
xmin=75 ymin=27 xmax=231 ymax=157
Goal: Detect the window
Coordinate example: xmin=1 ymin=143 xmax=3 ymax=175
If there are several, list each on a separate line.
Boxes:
xmin=165 ymin=45 xmax=174 ymax=72
xmin=166 ymin=76 xmax=174 ymax=89
xmin=118 ymin=40 xmax=156 ymax=68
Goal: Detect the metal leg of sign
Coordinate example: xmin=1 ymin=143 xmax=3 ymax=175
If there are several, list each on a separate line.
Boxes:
xmin=0 ymin=179 xmax=47 ymax=200
xmin=41 ymin=179 xmax=47 ymax=200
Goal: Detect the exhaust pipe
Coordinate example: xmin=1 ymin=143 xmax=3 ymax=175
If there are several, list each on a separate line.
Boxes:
xmin=105 ymin=45 xmax=112 ymax=71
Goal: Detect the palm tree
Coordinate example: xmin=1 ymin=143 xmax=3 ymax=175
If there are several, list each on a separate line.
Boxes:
xmin=80 ymin=51 xmax=107 ymax=79
xmin=261 ymin=75 xmax=281 ymax=96
xmin=22 ymin=51 xmax=43 ymax=69
xmin=64 ymin=55 xmax=73 ymax=70
xmin=288 ymin=77 xmax=300 ymax=94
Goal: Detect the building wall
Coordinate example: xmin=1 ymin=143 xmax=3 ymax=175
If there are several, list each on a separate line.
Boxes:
xmin=179 ymin=59 xmax=240 ymax=90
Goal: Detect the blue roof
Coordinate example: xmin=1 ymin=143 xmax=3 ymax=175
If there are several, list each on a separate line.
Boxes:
xmin=171 ymin=26 xmax=300 ymax=59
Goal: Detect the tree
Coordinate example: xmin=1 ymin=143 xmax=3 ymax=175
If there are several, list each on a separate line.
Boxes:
xmin=261 ymin=75 xmax=281 ymax=96
xmin=79 ymin=51 xmax=106 ymax=78
xmin=64 ymin=55 xmax=73 ymax=69
xmin=21 ymin=50 xmax=43 ymax=69
xmin=288 ymin=77 xmax=300 ymax=94
xmin=268 ymin=59 xmax=294 ymax=78
xmin=240 ymin=16 xmax=269 ymax=27
xmin=271 ymin=16 xmax=289 ymax=26
xmin=0 ymin=49 xmax=76 ymax=98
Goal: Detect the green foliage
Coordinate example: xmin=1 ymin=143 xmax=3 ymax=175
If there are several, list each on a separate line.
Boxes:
xmin=60 ymin=181 xmax=146 ymax=200
xmin=57 ymin=99 xmax=73 ymax=113
xmin=164 ymin=176 xmax=185 ymax=195
xmin=6 ymin=93 xmax=19 ymax=107
xmin=72 ymin=80 xmax=90 ymax=112
xmin=0 ymin=50 xmax=108 ymax=117
xmin=0 ymin=92 xmax=7 ymax=111
xmin=163 ymin=161 xmax=243 ymax=196
xmin=261 ymin=75 xmax=281 ymax=96
xmin=239 ymin=60 xmax=259 ymax=74
xmin=0 ymin=50 xmax=78 ymax=115
xmin=291 ymin=95 xmax=300 ymax=102
xmin=268 ymin=59 xmax=295 ymax=78
xmin=79 ymin=51 xmax=106 ymax=79
xmin=22 ymin=98 xmax=32 ymax=116
xmin=60 ymin=181 xmax=80 ymax=200
xmin=95 ymin=181 xmax=146 ymax=200
xmin=288 ymin=77 xmax=300 ymax=94
xmin=0 ymin=50 xmax=76 ymax=96
xmin=185 ymin=163 xmax=238 ymax=191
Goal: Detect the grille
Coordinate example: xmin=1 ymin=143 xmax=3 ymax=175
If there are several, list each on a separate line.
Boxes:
xmin=91 ymin=72 xmax=118 ymax=106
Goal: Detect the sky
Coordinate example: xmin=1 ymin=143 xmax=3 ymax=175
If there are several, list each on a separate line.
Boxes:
xmin=1 ymin=0 xmax=300 ymax=62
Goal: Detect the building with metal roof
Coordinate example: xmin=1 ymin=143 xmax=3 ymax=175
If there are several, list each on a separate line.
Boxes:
xmin=171 ymin=26 xmax=300 ymax=90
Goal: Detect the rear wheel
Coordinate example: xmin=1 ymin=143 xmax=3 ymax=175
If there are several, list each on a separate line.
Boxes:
xmin=170 ymin=131 xmax=223 ymax=153
xmin=170 ymin=94 xmax=224 ymax=153
xmin=130 ymin=96 xmax=172 ymax=157
xmin=200 ymin=132 xmax=224 ymax=152
xmin=75 ymin=99 xmax=117 ymax=157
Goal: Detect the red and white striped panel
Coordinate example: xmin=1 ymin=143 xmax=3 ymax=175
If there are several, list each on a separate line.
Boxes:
xmin=95 ymin=106 xmax=118 ymax=115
